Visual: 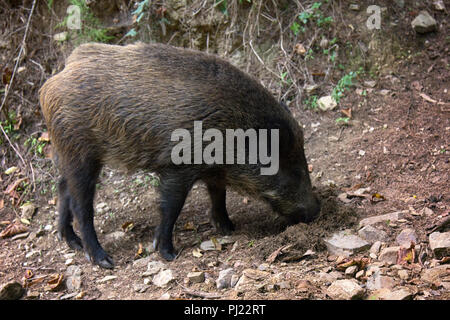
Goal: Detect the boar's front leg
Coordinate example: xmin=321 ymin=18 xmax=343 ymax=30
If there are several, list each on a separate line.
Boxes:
xmin=153 ymin=171 xmax=194 ymax=261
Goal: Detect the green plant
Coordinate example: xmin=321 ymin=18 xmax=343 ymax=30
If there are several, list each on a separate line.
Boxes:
xmin=61 ymin=0 xmax=114 ymax=43
xmin=304 ymin=95 xmax=318 ymax=109
xmin=332 ymin=71 xmax=358 ymax=104
xmin=290 ymin=2 xmax=333 ymax=35
xmin=126 ymin=0 xmax=149 ymax=38
xmin=335 ymin=117 xmax=350 ymax=125
xmin=24 ymin=136 xmax=47 ymax=157
xmin=215 ymin=0 xmax=228 ymax=15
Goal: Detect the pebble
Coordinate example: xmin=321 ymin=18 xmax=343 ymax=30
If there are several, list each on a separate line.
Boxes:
xmin=317 ymin=96 xmax=337 ymax=112
xmin=327 ymin=279 xmax=365 ymax=300
xmin=0 ymin=281 xmax=24 ymax=300
xmin=143 ymin=261 xmax=166 ymax=276
xmin=396 ymin=228 xmax=418 ymax=248
xmin=187 ymin=271 xmax=205 ymax=284
xmin=323 ymin=230 xmax=370 ymax=257
xmin=65 ymin=265 xmax=82 ymax=292
xmin=366 ymin=271 xmax=395 ymax=290
xmin=359 ymin=210 xmax=408 ymax=228
xmin=379 ymin=246 xmax=401 ymax=265
xmin=152 ymin=269 xmax=174 ymax=287
xmin=358 ymin=225 xmax=389 ymax=243
xmin=216 ymin=268 xmax=236 ymax=289
xmin=428 ymin=231 xmax=450 ymax=258
xmin=411 ymin=10 xmax=438 ymax=34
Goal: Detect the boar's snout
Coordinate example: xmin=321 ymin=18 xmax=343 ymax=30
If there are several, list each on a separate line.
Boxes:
xmin=285 ymin=195 xmax=321 ymax=225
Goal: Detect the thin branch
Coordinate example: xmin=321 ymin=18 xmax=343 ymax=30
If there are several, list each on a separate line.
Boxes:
xmin=0 ymin=0 xmax=37 ymax=167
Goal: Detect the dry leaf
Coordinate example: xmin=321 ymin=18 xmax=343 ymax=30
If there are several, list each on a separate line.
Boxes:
xmin=294 ymin=43 xmax=306 ymax=55
xmin=266 ymin=244 xmax=293 ymax=263
xmin=397 ymin=243 xmax=416 ymax=265
xmin=0 ymin=221 xmax=29 ymax=238
xmin=2 ymin=67 xmax=12 ymax=85
xmin=38 ymin=132 xmax=50 ymax=142
xmin=13 ymin=114 xmax=22 ymax=131
xmin=121 ymin=221 xmax=134 ymax=232
xmin=183 ymin=221 xmax=196 ymax=231
xmin=341 ymin=108 xmax=352 ymax=119
xmin=24 ymin=269 xmax=34 ymax=279
xmin=135 ymin=243 xmax=143 ymax=257
xmin=211 ymin=237 xmax=222 ymax=251
xmin=192 ymin=248 xmax=203 ymax=258
xmin=4 ymin=178 xmax=28 ymax=198
xmin=336 ymin=257 xmax=370 ymax=271
xmin=45 ymin=274 xmax=64 ymax=291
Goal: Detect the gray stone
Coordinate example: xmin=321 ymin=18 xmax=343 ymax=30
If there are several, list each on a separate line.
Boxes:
xmin=366 ymin=271 xmax=396 ymax=290
xmin=411 ymin=11 xmax=438 ymax=34
xmin=359 ymin=210 xmax=408 ymax=228
xmin=349 ymin=4 xmax=360 ymax=11
xmin=358 ymin=225 xmax=389 ymax=243
xmin=429 ymin=231 xmax=450 ymax=258
xmin=317 ymin=96 xmax=337 ymax=111
xmin=144 ymin=261 xmax=166 ymax=276
xmin=327 ymin=279 xmax=365 ymax=300
xmin=379 ymin=246 xmax=401 ymax=265
xmin=152 ymin=269 xmax=174 ymax=287
xmin=396 ymin=228 xmax=418 ymax=248
xmin=20 ymin=203 xmax=37 ymax=221
xmin=433 ymin=0 xmax=445 ymax=11
xmin=370 ymin=241 xmax=382 ymax=254
xmin=324 ymin=230 xmax=370 ymax=257
xmin=65 ymin=265 xmax=82 ymax=292
xmin=378 ymin=287 xmax=414 ymax=300
xmin=421 ymin=265 xmax=450 ymax=284
xmin=0 ymin=281 xmax=24 ymax=300
xmin=187 ymin=271 xmax=205 ymax=284
xmin=216 ymin=268 xmax=235 ymax=289
xmin=200 ymin=236 xmax=234 ymax=251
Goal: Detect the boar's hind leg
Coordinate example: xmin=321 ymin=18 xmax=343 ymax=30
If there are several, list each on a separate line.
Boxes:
xmin=57 ymin=177 xmax=83 ymax=251
xmin=206 ymin=180 xmax=234 ymax=235
xmin=65 ymin=159 xmax=114 ymax=269
xmin=153 ymin=172 xmax=194 ymax=261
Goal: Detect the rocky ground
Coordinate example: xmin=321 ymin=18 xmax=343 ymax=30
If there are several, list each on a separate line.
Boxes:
xmin=0 ymin=1 xmax=449 ymax=300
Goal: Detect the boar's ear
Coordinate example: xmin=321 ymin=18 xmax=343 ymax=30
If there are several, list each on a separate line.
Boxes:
xmin=280 ymin=101 xmax=291 ymax=114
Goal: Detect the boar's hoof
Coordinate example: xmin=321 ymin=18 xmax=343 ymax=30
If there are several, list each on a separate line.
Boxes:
xmin=85 ymin=250 xmax=115 ymax=269
xmin=153 ymin=226 xmax=177 ymax=261
xmin=58 ymin=231 xmax=83 ymax=251
xmin=211 ymin=219 xmax=235 ymax=236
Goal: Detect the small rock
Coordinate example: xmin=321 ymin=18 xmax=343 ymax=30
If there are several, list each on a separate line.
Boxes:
xmin=95 ymin=202 xmax=110 ymax=213
xmin=65 ymin=265 xmax=82 ymax=292
xmin=345 ymin=266 xmax=358 ymax=277
xmin=305 ymin=84 xmax=319 ymax=94
xmin=104 ymin=231 xmax=125 ymax=244
xmin=411 ymin=11 xmax=438 ymax=34
xmin=355 ymin=270 xmax=365 ymax=279
xmin=327 ymin=279 xmax=365 ymax=300
xmin=317 ymin=96 xmax=337 ymax=111
xmin=366 ymin=271 xmax=396 ymax=290
xmin=187 ymin=271 xmax=205 ymax=284
xmin=377 ymin=287 xmax=414 ymax=300
xmin=324 ymin=230 xmax=370 ymax=257
xmin=358 ymin=225 xmax=389 ymax=243
xmin=53 ymin=31 xmax=68 ymax=42
xmin=133 ymin=256 xmax=153 ymax=269
xmin=216 ymin=268 xmax=235 ymax=289
xmin=429 ymin=231 xmax=450 ymax=258
xmin=97 ymin=275 xmax=117 ymax=283
xmin=0 ymin=281 xmax=24 ymax=300
xmin=379 ymin=246 xmax=401 ymax=265
xmin=364 ymin=80 xmax=377 ymax=88
xmin=398 ymin=269 xmax=409 ymax=280
xmin=200 ymin=236 xmax=234 ymax=251
xmin=379 ymin=89 xmax=390 ymax=96
xmin=143 ymin=261 xmax=166 ymax=276
xmin=234 ymin=269 xmax=270 ymax=293
xmin=133 ymin=283 xmax=150 ymax=293
xmin=349 ymin=4 xmax=360 ymax=11
xmin=152 ymin=269 xmax=174 ymax=287
xmin=319 ymin=38 xmax=329 ymax=49
xmin=20 ymin=203 xmax=37 ymax=221
xmin=370 ymin=241 xmax=382 ymax=255
xmin=421 ymin=265 xmax=450 ymax=284
xmin=396 ymin=228 xmax=418 ymax=248
xmin=433 ymin=0 xmax=445 ymax=11
xmin=359 ymin=210 xmax=408 ymax=228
